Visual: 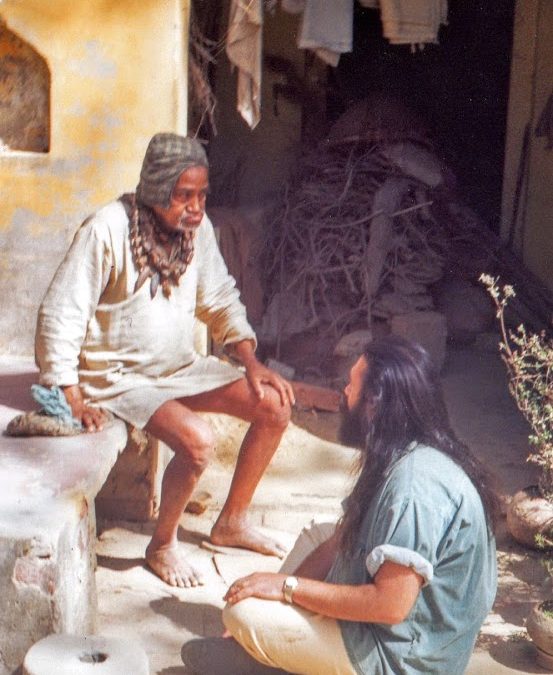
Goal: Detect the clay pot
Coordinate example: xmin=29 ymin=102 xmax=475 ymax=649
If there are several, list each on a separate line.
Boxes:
xmin=527 ymin=601 xmax=553 ymax=669
xmin=506 ymin=487 xmax=553 ymax=549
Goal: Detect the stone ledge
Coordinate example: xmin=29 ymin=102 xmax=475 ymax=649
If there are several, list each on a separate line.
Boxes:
xmin=0 ymin=360 xmax=128 ymax=675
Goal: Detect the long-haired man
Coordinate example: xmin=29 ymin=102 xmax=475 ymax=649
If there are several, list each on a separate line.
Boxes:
xmin=208 ymin=336 xmax=498 ymax=675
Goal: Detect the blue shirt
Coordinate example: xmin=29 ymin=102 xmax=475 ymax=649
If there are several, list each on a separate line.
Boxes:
xmin=327 ymin=444 xmax=497 ymax=674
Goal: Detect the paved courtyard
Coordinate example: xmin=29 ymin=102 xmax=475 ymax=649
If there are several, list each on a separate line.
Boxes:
xmin=94 ymin=343 xmax=549 ymax=674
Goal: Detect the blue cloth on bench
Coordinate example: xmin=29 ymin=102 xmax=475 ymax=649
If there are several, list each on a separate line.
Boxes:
xmin=31 ymin=384 xmax=82 ymax=430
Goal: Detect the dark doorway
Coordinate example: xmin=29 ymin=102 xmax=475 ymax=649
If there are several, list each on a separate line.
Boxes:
xmin=332 ymin=1 xmax=515 ymax=233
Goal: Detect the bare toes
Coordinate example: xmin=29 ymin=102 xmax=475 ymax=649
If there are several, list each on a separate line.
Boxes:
xmin=210 ymin=525 xmax=288 ymax=558
xmin=145 ymin=545 xmax=205 ymax=587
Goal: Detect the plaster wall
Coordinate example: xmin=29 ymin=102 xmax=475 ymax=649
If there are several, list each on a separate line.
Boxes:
xmin=501 ymin=0 xmax=553 ymax=292
xmin=0 ymin=0 xmax=190 ymax=355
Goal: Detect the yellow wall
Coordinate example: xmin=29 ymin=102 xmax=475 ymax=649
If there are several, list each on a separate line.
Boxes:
xmin=0 ymin=0 xmax=190 ymax=354
xmin=501 ymin=0 xmax=553 ymax=293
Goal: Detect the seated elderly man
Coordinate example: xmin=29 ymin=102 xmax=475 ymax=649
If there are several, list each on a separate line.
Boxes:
xmin=35 ymin=133 xmax=294 ymax=588
xmin=184 ymin=336 xmax=498 ymax=675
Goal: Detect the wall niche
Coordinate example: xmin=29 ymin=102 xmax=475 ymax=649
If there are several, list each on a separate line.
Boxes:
xmin=0 ymin=17 xmax=50 ymax=153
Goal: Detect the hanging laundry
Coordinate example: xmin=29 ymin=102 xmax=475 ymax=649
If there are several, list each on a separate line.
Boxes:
xmin=379 ymin=0 xmax=448 ymax=49
xmin=226 ymin=0 xmax=263 ymax=129
xmin=281 ymin=0 xmax=305 ymax=13
xmin=297 ymin=0 xmax=354 ymax=67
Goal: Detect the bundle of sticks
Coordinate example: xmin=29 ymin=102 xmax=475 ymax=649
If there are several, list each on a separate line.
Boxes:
xmin=262 ymin=143 xmax=452 ymax=337
xmin=262 ymin=137 xmax=553 ymax=341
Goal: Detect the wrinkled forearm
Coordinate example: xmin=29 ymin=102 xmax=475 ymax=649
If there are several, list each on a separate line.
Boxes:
xmin=230 ymin=339 xmax=258 ymax=367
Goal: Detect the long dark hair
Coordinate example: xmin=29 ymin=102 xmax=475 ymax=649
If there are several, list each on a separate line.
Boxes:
xmin=339 ymin=335 xmax=500 ymax=555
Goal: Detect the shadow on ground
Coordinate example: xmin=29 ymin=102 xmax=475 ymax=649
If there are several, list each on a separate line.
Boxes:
xmin=150 ymin=598 xmax=224 ymax=636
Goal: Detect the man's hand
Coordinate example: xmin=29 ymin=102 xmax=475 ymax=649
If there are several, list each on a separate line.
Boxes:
xmin=62 ymin=384 xmax=107 ymax=432
xmin=224 ymin=562 xmax=423 ymax=624
xmin=224 ymin=572 xmax=287 ymax=605
xmin=244 ymin=360 xmax=295 ymax=407
xmin=231 ymin=339 xmax=295 ymax=406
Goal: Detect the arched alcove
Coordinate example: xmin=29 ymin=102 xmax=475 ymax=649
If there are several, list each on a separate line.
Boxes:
xmin=0 ymin=17 xmax=50 ymax=152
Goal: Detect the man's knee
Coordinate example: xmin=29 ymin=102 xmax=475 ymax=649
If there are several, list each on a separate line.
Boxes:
xmin=172 ymin=417 xmax=215 ymax=473
xmin=253 ymin=387 xmax=291 ymax=429
xmin=223 ymin=599 xmax=262 ymax=639
xmin=222 ymin=602 xmax=242 ymax=637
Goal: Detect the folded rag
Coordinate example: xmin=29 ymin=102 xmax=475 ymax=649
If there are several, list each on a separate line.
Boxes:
xmin=31 ymin=384 xmax=82 ymax=429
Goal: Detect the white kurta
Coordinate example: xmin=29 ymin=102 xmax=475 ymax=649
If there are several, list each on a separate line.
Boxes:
xmin=35 ymin=201 xmax=256 ymax=428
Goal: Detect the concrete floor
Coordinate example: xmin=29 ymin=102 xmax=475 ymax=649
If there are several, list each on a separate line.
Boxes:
xmin=95 ymin=343 xmax=550 ymax=674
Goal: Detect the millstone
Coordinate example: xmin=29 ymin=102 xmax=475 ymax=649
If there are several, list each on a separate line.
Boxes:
xmin=23 ymin=634 xmax=149 ymax=675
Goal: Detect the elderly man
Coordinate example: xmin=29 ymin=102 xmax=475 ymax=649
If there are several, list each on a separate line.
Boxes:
xmin=188 ymin=336 xmax=498 ymax=675
xmin=36 ymin=133 xmax=294 ymax=588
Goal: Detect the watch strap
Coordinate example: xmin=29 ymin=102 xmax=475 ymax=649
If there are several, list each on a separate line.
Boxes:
xmin=282 ymin=575 xmax=299 ymax=603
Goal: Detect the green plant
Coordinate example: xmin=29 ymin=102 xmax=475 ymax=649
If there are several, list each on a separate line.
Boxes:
xmin=536 ymin=533 xmax=553 ymax=584
xmin=507 ymin=630 xmax=530 ymax=643
xmin=480 ymin=274 xmax=553 ymax=500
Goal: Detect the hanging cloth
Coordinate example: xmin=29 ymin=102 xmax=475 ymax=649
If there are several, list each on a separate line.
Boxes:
xmin=281 ymin=0 xmax=305 ymax=12
xmin=297 ymin=0 xmax=354 ymax=67
xmin=226 ymin=0 xmax=263 ymax=129
xmin=379 ymin=0 xmax=447 ymax=48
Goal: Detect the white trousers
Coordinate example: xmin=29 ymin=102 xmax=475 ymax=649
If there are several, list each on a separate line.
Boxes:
xmin=222 ymin=520 xmax=357 ymax=675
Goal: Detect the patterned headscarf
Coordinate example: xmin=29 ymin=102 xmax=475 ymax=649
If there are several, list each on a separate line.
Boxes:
xmin=136 ymin=133 xmax=209 ymax=208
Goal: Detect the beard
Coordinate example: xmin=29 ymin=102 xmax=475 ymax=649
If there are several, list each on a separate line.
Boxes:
xmin=338 ymin=395 xmax=369 ymax=449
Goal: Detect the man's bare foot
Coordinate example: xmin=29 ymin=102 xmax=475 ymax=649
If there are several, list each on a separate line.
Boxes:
xmin=210 ymin=522 xmax=288 ymax=558
xmin=145 ymin=543 xmax=205 ymax=588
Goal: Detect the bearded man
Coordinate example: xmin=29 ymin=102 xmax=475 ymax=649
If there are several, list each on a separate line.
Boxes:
xmin=191 ymin=336 xmax=498 ymax=675
xmin=35 ymin=133 xmax=294 ymax=588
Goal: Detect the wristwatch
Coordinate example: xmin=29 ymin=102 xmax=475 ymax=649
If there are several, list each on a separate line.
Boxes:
xmin=282 ymin=576 xmax=299 ymax=604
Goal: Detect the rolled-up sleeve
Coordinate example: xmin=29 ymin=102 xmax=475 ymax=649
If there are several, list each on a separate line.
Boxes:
xmin=366 ymin=544 xmax=433 ymax=586
xmin=364 ymin=496 xmax=450 ymax=588
xmin=35 ymin=218 xmax=112 ymax=386
xmin=195 ymin=216 xmax=257 ymax=348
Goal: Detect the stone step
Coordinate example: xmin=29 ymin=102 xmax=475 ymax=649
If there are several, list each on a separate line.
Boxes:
xmin=0 ymin=359 xmax=128 ymax=675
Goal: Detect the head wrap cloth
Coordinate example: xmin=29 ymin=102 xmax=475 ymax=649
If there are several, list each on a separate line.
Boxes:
xmin=136 ymin=133 xmax=209 ymax=209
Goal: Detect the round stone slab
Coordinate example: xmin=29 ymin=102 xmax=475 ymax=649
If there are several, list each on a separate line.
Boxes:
xmin=23 ymin=634 xmax=149 ymax=675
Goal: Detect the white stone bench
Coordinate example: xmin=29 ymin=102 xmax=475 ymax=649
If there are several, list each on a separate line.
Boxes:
xmin=0 ymin=359 xmax=128 ymax=675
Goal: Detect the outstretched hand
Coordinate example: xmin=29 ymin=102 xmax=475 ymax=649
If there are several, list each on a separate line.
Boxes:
xmin=244 ymin=360 xmax=295 ymax=407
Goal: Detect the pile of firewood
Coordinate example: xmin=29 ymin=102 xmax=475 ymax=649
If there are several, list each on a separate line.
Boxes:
xmin=259 ymin=95 xmax=552 ymax=344
xmin=261 ymin=142 xmax=458 ymax=338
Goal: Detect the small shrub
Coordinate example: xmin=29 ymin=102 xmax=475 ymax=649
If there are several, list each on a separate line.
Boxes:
xmin=480 ymin=274 xmax=553 ymax=500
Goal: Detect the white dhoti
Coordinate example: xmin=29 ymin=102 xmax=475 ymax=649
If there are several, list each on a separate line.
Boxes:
xmin=36 ymin=201 xmax=256 ymax=428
